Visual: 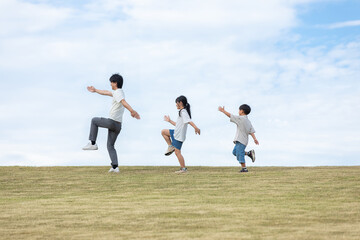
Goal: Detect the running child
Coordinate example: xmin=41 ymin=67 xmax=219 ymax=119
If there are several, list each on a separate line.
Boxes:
xmin=218 ymin=104 xmax=259 ymax=172
xmin=161 ymin=96 xmax=201 ymax=173
xmin=82 ymin=74 xmax=140 ymax=173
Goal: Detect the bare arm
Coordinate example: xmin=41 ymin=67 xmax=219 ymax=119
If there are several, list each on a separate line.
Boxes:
xmin=87 ymin=86 xmax=112 ymax=96
xmin=189 ymin=121 xmax=201 ymax=135
xmin=218 ymin=106 xmax=231 ymax=118
xmin=164 ymin=115 xmax=176 ymax=126
xmin=250 ymin=133 xmax=259 ymax=145
xmin=121 ymin=99 xmax=140 ymax=119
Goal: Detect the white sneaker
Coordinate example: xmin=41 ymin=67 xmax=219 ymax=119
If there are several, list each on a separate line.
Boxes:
xmin=109 ymin=167 xmax=119 ymax=173
xmin=165 ymin=145 xmax=175 ymax=156
xmin=175 ymin=168 xmax=187 ymax=174
xmin=82 ymin=142 xmax=98 ymax=150
xmin=248 ymin=150 xmax=255 ymax=163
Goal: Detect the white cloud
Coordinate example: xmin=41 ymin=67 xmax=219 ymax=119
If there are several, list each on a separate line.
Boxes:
xmin=0 ymin=0 xmax=359 ymax=167
xmin=327 ymin=19 xmax=360 ymax=29
xmin=0 ymin=0 xmax=72 ymax=35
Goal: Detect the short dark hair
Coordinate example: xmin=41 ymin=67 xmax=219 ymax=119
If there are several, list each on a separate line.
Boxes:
xmin=109 ymin=74 xmax=123 ymax=88
xmin=239 ymin=104 xmax=251 ymax=115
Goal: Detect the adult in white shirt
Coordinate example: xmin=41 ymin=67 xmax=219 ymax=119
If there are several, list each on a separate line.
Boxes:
xmin=82 ymin=74 xmax=140 ymax=173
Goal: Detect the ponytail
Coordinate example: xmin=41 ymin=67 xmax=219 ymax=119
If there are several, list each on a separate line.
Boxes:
xmin=185 ymin=102 xmax=191 ymax=119
xmin=176 ymin=95 xmax=192 ymax=119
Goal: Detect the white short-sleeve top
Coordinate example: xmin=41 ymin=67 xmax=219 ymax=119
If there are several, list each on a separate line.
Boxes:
xmin=174 ymin=109 xmax=191 ymax=142
xmin=109 ymin=89 xmax=125 ymax=122
xmin=230 ymin=114 xmax=255 ymax=146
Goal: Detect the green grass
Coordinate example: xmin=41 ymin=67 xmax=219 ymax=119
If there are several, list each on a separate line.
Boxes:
xmin=0 ymin=166 xmax=359 ymax=239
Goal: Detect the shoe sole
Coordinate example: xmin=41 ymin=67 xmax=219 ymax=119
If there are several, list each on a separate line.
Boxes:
xmin=251 ymin=150 xmax=255 ymax=162
xmin=165 ymin=149 xmax=175 ymax=156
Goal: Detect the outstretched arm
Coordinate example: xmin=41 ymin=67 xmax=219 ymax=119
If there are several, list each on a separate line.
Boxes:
xmin=87 ymin=86 xmax=112 ymax=96
xmin=121 ymin=99 xmax=140 ymax=119
xmin=189 ymin=121 xmax=201 ymax=135
xmin=218 ymin=106 xmax=231 ymax=118
xmin=250 ymin=133 xmax=259 ymax=145
xmin=164 ymin=115 xmax=176 ymax=126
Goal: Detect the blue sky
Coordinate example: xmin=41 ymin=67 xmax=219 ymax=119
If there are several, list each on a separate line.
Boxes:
xmin=0 ymin=0 xmax=359 ymax=167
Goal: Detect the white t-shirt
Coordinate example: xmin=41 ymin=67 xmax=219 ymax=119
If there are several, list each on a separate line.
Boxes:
xmin=230 ymin=114 xmax=255 ymax=146
xmin=109 ymin=89 xmax=125 ymax=122
xmin=174 ymin=109 xmax=191 ymax=142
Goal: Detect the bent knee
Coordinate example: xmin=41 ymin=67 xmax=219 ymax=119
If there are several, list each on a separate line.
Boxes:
xmin=92 ymin=117 xmax=101 ymax=123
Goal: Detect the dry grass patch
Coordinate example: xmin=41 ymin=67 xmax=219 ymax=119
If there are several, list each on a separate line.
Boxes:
xmin=0 ymin=166 xmax=359 ymax=239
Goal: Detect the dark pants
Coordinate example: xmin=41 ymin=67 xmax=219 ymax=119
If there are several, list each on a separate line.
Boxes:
xmin=89 ymin=117 xmax=122 ymax=166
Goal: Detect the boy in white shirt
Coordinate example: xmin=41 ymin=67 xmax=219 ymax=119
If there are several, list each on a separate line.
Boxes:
xmin=82 ymin=74 xmax=140 ymax=173
xmin=218 ymin=104 xmax=259 ymax=172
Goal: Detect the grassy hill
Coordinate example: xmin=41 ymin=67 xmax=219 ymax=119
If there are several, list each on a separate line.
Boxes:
xmin=0 ymin=166 xmax=359 ymax=239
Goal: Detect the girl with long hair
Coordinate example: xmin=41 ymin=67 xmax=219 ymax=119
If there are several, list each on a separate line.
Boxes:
xmin=161 ymin=95 xmax=200 ymax=173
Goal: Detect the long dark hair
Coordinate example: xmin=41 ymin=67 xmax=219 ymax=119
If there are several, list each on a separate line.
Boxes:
xmin=176 ymin=95 xmax=191 ymax=119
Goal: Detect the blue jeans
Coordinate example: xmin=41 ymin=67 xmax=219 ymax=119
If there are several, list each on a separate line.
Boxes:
xmin=232 ymin=142 xmax=246 ymax=164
